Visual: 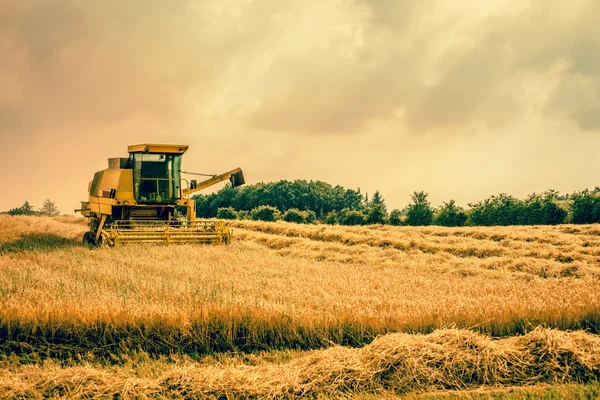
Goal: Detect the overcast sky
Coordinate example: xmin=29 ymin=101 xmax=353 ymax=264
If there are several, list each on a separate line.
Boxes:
xmin=1 ymin=0 xmax=599 ymax=214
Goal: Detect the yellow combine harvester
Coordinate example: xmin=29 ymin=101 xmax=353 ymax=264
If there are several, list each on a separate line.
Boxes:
xmin=77 ymin=144 xmax=245 ymax=246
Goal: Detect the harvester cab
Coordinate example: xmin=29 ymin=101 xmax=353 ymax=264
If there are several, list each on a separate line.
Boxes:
xmin=77 ymin=144 xmax=245 ymax=246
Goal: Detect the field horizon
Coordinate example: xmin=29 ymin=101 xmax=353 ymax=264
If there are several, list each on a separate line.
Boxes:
xmin=1 ymin=215 xmax=599 ymax=398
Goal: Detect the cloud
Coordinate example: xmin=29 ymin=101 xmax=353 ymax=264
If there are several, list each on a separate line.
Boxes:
xmin=0 ymin=1 xmax=183 ymax=138
xmin=1 ymin=0 xmax=599 ymax=215
xmin=0 ymin=0 xmax=286 ymax=140
xmin=244 ymin=0 xmax=600 ymax=136
xmin=3 ymin=0 xmax=599 ymax=140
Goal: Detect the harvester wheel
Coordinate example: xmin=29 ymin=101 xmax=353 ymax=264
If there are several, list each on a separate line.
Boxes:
xmin=83 ymin=231 xmax=96 ymax=247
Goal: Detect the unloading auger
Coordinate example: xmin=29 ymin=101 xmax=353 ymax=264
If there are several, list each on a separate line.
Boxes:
xmin=76 ymin=144 xmax=245 ymax=246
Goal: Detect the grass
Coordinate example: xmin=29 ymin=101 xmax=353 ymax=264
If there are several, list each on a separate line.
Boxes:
xmin=0 ymin=215 xmax=599 ymax=397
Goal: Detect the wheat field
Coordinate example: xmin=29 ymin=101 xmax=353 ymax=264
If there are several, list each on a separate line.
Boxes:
xmin=1 ymin=215 xmax=599 ymax=398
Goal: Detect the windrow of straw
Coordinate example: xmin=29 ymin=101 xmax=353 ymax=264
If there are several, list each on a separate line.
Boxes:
xmin=230 ymin=220 xmax=600 ymax=266
xmin=1 ymin=328 xmax=599 ymax=399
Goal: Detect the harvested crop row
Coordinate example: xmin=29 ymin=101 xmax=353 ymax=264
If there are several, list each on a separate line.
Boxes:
xmin=1 ymin=328 xmax=599 ymax=399
xmin=234 ymin=228 xmax=600 ymax=279
xmin=230 ymin=220 xmax=600 ymax=266
xmin=2 ymin=216 xmax=600 ymax=360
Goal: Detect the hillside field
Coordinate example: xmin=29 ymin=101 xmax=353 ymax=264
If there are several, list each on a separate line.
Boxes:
xmin=0 ymin=215 xmax=599 ymax=398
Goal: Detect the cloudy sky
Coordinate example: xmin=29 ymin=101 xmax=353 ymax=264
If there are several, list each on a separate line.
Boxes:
xmin=1 ymin=0 xmax=599 ymax=214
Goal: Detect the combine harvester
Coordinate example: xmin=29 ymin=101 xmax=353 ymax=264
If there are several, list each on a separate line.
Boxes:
xmin=76 ymin=144 xmax=245 ymax=246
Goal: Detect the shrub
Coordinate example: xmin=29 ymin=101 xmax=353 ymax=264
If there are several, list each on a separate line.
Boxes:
xmin=8 ymin=201 xmax=35 ymax=216
xmin=251 ymin=206 xmax=280 ymax=222
xmin=305 ymin=210 xmax=317 ymax=224
xmin=324 ymin=211 xmax=338 ymax=225
xmin=406 ymin=191 xmax=433 ymax=226
xmin=237 ymin=210 xmax=250 ymax=220
xmin=283 ymin=209 xmax=306 ymax=224
xmin=521 ymin=191 xmax=567 ymax=225
xmin=571 ymin=190 xmax=600 ymax=224
xmin=388 ymin=209 xmax=404 ymax=226
xmin=338 ymin=208 xmax=366 ymax=226
xmin=434 ymin=200 xmax=467 ymax=227
xmin=366 ymin=204 xmax=387 ymax=225
xmin=216 ymin=207 xmax=239 ymax=220
xmin=467 ymin=194 xmax=523 ymax=226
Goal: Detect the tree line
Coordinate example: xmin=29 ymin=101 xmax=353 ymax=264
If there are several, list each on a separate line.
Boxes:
xmin=6 ymin=199 xmax=60 ymax=217
xmin=192 ymin=180 xmax=600 ymax=226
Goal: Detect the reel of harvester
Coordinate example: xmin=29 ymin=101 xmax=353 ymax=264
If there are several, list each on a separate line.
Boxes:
xmin=77 ymin=144 xmax=244 ymax=247
xmin=83 ymin=219 xmax=231 ymax=247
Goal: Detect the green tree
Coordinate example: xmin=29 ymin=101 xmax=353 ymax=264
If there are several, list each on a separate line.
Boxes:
xmin=338 ymin=208 xmax=366 ymax=225
xmin=216 ymin=207 xmax=238 ymax=220
xmin=467 ymin=193 xmax=523 ymax=226
xmin=192 ymin=179 xmax=367 ymax=219
xmin=324 ymin=211 xmax=338 ymax=225
xmin=406 ymin=191 xmax=433 ymax=226
xmin=366 ymin=204 xmax=387 ymax=224
xmin=571 ymin=189 xmax=600 ymax=224
xmin=365 ymin=190 xmax=388 ymax=224
xmin=305 ymin=210 xmax=317 ymax=224
xmin=251 ymin=206 xmax=280 ymax=222
xmin=370 ymin=191 xmax=386 ymax=210
xmin=342 ymin=189 xmax=363 ymax=211
xmin=434 ymin=200 xmax=467 ymax=227
xmin=362 ymin=193 xmax=370 ymax=210
xmin=521 ymin=191 xmax=566 ymax=225
xmin=388 ymin=209 xmax=403 ymax=226
xmin=282 ymin=208 xmax=306 ymax=224
xmin=8 ymin=201 xmax=35 ymax=216
xmin=40 ymin=198 xmax=59 ymax=217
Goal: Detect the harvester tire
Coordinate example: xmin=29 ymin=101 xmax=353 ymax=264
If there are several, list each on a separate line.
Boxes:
xmin=83 ymin=231 xmax=96 ymax=247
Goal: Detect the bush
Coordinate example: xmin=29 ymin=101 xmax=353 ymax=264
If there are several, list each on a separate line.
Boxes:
xmin=237 ymin=210 xmax=250 ymax=220
xmin=216 ymin=207 xmax=239 ymax=220
xmin=283 ymin=208 xmax=306 ymax=224
xmin=467 ymin=194 xmax=523 ymax=226
xmin=388 ymin=209 xmax=404 ymax=226
xmin=305 ymin=210 xmax=317 ymax=224
xmin=324 ymin=211 xmax=338 ymax=225
xmin=434 ymin=200 xmax=467 ymax=227
xmin=571 ymin=190 xmax=600 ymax=224
xmin=406 ymin=191 xmax=433 ymax=226
xmin=251 ymin=206 xmax=280 ymax=222
xmin=338 ymin=208 xmax=366 ymax=226
xmin=521 ymin=191 xmax=567 ymax=225
xmin=366 ymin=204 xmax=387 ymax=225
xmin=8 ymin=201 xmax=35 ymax=216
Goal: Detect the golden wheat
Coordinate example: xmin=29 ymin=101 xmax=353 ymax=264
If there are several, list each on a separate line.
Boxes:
xmin=1 ymin=215 xmax=600 ymax=397
xmin=1 ymin=216 xmax=600 ymax=356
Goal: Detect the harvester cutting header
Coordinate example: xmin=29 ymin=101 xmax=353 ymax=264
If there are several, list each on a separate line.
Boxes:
xmin=77 ymin=144 xmax=245 ymax=246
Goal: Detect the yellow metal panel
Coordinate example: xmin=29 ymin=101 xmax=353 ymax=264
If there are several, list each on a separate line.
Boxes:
xmin=90 ymin=169 xmax=121 ymax=197
xmin=116 ymin=169 xmax=135 ymax=203
xmin=127 ymin=144 xmax=189 ymax=154
xmin=88 ymin=196 xmax=114 ymax=215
